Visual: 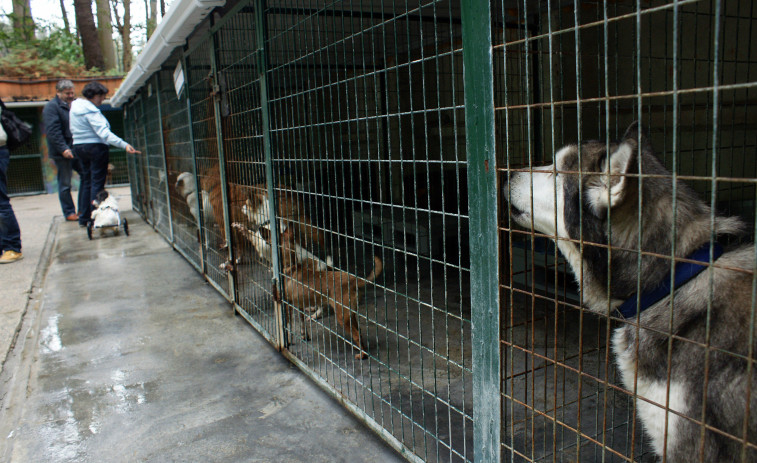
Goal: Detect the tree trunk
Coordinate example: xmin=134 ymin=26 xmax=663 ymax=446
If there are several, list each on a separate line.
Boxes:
xmin=146 ymin=0 xmax=157 ymax=39
xmin=11 ymin=0 xmax=35 ymax=41
xmin=113 ymin=0 xmax=133 ymax=72
xmin=58 ymin=0 xmax=71 ymax=34
xmin=122 ymin=0 xmax=132 ymax=71
xmin=73 ymin=0 xmax=105 ymax=70
xmin=95 ymin=0 xmax=117 ymax=71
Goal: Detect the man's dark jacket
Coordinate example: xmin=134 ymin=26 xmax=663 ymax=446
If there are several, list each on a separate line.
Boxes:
xmin=43 ymin=96 xmax=72 ymax=159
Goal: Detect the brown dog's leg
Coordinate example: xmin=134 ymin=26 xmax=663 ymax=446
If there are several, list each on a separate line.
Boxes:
xmin=332 ymin=299 xmax=367 ymax=360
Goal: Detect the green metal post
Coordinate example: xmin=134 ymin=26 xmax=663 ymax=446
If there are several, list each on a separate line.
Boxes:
xmin=137 ymin=95 xmax=151 ymax=216
xmin=208 ymin=31 xmax=237 ymax=300
xmin=154 ymin=73 xmax=175 ymax=243
xmin=253 ymin=0 xmax=285 ymax=348
xmin=181 ymin=53 xmax=207 ymax=275
xmin=461 ymin=0 xmax=501 ymax=461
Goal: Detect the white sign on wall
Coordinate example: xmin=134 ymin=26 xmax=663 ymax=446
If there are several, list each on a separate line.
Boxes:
xmin=174 ymin=60 xmax=185 ymax=98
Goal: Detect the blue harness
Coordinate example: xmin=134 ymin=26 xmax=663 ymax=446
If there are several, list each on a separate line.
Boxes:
xmin=616 ymin=242 xmax=723 ymax=319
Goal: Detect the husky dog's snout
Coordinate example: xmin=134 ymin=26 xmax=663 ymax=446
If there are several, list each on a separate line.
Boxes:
xmin=504 ymin=164 xmax=561 ymax=235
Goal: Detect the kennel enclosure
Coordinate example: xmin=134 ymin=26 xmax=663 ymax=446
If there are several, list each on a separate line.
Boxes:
xmin=114 ymin=0 xmax=757 ymax=461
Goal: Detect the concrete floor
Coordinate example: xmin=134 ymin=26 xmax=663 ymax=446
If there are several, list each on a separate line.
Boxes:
xmin=0 ymin=190 xmax=403 ymax=462
xmin=0 ymin=190 xmax=63 ymax=368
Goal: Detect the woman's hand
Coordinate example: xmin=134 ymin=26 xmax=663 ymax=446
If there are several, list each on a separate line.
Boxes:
xmin=125 ymin=144 xmax=141 ymax=154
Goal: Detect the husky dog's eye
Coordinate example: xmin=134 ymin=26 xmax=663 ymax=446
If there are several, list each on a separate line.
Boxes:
xmin=597 ymin=153 xmax=609 ymax=172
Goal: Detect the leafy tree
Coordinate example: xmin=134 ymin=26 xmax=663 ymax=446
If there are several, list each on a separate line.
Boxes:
xmin=0 ymin=19 xmax=115 ymax=78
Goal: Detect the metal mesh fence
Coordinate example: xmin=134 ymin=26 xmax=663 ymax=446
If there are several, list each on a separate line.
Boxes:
xmin=497 ymin=1 xmax=757 ymax=461
xmin=212 ymin=6 xmax=281 ymax=339
xmin=120 ymin=0 xmax=757 ymax=461
xmin=186 ymin=36 xmax=233 ymax=298
xmin=159 ymin=64 xmax=204 ymax=270
xmin=123 ymin=106 xmax=141 ymax=213
xmin=7 ymin=106 xmax=45 ymax=196
xmin=142 ymin=76 xmax=173 ymax=239
xmin=106 ymin=149 xmax=130 ymax=186
xmin=125 ymin=96 xmax=150 ymax=214
xmin=261 ymin=2 xmax=472 ymax=460
xmin=103 ymin=110 xmax=130 ymax=187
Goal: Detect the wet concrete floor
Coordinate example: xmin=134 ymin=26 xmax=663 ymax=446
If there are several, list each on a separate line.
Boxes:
xmin=0 ymin=210 xmax=404 ymax=462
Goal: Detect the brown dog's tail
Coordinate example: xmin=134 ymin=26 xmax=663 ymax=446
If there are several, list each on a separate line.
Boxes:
xmin=358 ymin=256 xmax=383 ymax=288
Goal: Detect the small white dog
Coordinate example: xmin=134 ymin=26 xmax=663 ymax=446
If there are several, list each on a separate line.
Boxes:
xmin=91 ymin=190 xmax=120 ymax=229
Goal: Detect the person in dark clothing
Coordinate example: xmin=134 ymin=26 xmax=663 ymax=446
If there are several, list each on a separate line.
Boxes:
xmin=0 ymin=101 xmax=21 ymax=263
xmin=43 ymin=79 xmax=82 ymax=221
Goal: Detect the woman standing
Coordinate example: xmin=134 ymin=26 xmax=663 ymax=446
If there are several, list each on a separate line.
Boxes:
xmin=70 ymin=81 xmax=140 ymax=227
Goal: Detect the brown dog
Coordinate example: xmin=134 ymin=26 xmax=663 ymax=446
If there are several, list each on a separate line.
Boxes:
xmin=201 ymin=165 xmax=324 ymax=252
xmin=199 ymin=163 xmax=249 ymax=246
xmin=245 ymin=185 xmax=326 ymax=250
xmin=277 ymin=255 xmax=383 ymax=360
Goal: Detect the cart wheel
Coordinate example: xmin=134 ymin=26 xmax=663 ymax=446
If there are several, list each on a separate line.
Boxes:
xmin=87 ymin=221 xmax=93 ymax=240
xmin=123 ymin=218 xmax=129 ymax=236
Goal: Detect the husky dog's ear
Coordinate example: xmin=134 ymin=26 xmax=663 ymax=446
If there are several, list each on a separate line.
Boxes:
xmin=601 ymin=122 xmax=645 ymax=209
xmin=621 ymin=120 xmax=652 ymax=152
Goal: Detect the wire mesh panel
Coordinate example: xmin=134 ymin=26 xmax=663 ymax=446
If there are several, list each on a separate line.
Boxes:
xmin=103 ymin=111 xmax=130 ymax=186
xmin=186 ymin=37 xmax=233 ymax=297
xmin=142 ymin=75 xmax=172 ymax=239
xmin=497 ymin=1 xmax=757 ymax=461
xmin=257 ymin=1 xmax=472 ymax=460
xmin=160 ymin=63 xmax=204 ymax=270
xmin=123 ymin=106 xmax=141 ymax=211
xmin=106 ymin=149 xmax=129 ymax=186
xmin=7 ymin=107 xmax=45 ymax=196
xmin=125 ymin=95 xmax=150 ymax=214
xmin=211 ymin=7 xmax=281 ymax=339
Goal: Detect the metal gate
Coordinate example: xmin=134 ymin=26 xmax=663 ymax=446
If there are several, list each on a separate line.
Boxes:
xmin=494 ymin=1 xmax=757 ymax=462
xmin=7 ymin=107 xmax=45 ymax=196
xmin=120 ymin=0 xmax=757 ymax=461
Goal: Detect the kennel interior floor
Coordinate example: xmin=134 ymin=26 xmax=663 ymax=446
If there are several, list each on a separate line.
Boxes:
xmin=0 ymin=209 xmax=404 ymax=462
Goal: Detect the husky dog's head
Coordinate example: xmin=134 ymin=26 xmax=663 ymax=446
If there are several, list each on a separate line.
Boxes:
xmin=505 ymin=121 xmax=743 ymax=312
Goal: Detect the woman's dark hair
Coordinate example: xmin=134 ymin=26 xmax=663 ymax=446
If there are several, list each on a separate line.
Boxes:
xmin=82 ymin=81 xmax=109 ymax=99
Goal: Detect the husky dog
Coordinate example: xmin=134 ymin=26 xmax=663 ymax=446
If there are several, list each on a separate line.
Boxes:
xmin=505 ymin=122 xmax=757 ymax=462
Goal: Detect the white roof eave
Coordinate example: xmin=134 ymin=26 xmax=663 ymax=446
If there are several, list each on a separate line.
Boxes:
xmin=110 ymin=0 xmax=226 ymax=107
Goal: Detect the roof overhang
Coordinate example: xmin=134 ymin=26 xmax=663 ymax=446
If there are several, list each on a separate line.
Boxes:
xmin=110 ymin=0 xmax=226 ymax=107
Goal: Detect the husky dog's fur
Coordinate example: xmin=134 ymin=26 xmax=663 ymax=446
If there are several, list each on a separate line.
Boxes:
xmin=505 ymin=122 xmax=757 ymax=462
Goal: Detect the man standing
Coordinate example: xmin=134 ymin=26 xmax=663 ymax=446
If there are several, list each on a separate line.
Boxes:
xmin=43 ymin=80 xmax=82 ymax=221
